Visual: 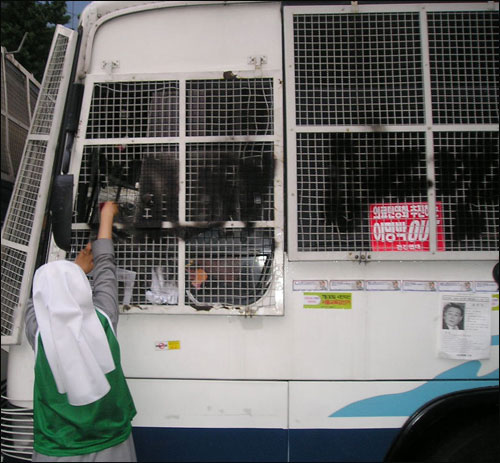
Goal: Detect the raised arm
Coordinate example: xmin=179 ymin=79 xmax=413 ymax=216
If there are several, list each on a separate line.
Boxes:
xmin=92 ymin=202 xmax=120 ymax=331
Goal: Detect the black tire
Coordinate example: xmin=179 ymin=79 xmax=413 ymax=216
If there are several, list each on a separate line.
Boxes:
xmin=421 ymin=414 xmax=499 ymax=462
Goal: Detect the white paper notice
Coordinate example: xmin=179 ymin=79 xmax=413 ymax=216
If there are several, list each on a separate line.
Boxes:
xmin=475 ymin=281 xmax=498 ymax=292
xmin=438 ymin=294 xmax=491 ymax=360
xmin=293 ymin=280 xmax=329 ymax=291
xmin=438 ymin=281 xmax=473 ymax=292
xmin=365 ymin=280 xmax=401 ymax=291
xmin=329 ymin=280 xmax=365 ymax=291
xmin=403 ymin=280 xmax=437 ymax=292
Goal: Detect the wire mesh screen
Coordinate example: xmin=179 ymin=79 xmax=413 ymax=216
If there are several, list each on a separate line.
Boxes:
xmin=293 ymin=13 xmax=424 ymax=126
xmin=5 ymin=60 xmax=30 ymax=127
xmin=186 ymin=79 xmax=273 ymax=136
xmin=185 ymin=228 xmax=275 ymax=308
xmin=1 ymin=51 xmax=40 ymax=183
xmin=428 ymin=11 xmax=499 ymax=124
xmin=31 ymin=34 xmax=69 ymax=135
xmin=186 ymin=142 xmax=275 ymax=222
xmin=2 ymin=140 xmax=48 ymax=246
xmin=86 ymin=81 xmax=179 ymax=139
xmin=1 ymin=116 xmax=7 ymax=175
xmin=296 ymin=132 xmax=427 ymax=251
xmin=434 ymin=132 xmax=498 ymax=251
xmin=69 ymin=228 xmax=178 ymax=307
xmin=30 ymin=81 xmax=40 ymax=118
xmin=0 ymin=246 xmax=27 ymax=336
xmin=75 ymin=144 xmax=179 ymax=227
xmin=0 ymin=61 xmax=4 ymax=113
xmin=8 ymin=121 xmax=28 ymax=175
xmin=77 ymin=73 xmax=280 ymax=312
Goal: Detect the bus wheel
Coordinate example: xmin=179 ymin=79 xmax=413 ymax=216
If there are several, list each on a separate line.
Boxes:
xmin=421 ymin=414 xmax=499 ymax=462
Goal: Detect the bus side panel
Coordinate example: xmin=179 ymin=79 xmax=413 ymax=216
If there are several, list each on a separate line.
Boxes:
xmin=129 ymin=379 xmax=288 ymax=462
xmin=117 ymin=260 xmax=499 ymax=381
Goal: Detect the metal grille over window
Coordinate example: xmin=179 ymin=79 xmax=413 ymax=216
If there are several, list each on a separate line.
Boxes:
xmin=5 ymin=60 xmax=30 ymax=127
xmin=186 ymin=142 xmax=274 ymax=222
xmin=434 ymin=132 xmax=498 ymax=251
xmin=428 ymin=12 xmax=498 ymax=124
xmin=69 ymin=229 xmax=178 ymax=308
xmin=293 ymin=13 xmax=424 ymax=126
xmin=75 ymin=74 xmax=282 ymax=314
xmin=185 ymin=228 xmax=275 ymax=309
xmin=30 ymin=34 xmax=69 ymax=135
xmin=297 ymin=132 xmax=427 ymax=252
xmin=187 ymin=79 xmax=273 ymax=136
xmin=1 ymin=47 xmax=40 ymax=185
xmin=286 ymin=4 xmax=498 ymax=259
xmin=0 ymin=246 xmax=27 ymax=336
xmin=3 ymin=140 xmax=47 ymax=246
xmin=1 ymin=26 xmax=76 ymax=343
xmin=75 ymin=144 xmax=179 ymax=226
xmin=86 ymin=81 xmax=179 ymax=138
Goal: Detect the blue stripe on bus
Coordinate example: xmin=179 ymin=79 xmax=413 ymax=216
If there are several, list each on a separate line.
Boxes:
xmin=331 ymin=362 xmax=499 ymax=417
xmin=131 ymin=427 xmax=398 ymax=462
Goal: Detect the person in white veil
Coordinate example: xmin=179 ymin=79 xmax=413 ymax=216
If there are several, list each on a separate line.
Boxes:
xmin=25 ymin=202 xmax=137 ymax=462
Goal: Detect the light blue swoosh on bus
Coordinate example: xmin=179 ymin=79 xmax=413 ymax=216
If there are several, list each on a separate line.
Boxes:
xmin=330 ymin=360 xmax=499 ymax=418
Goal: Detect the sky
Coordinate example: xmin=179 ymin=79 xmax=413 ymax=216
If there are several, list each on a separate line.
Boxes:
xmin=65 ymin=1 xmax=93 ymax=29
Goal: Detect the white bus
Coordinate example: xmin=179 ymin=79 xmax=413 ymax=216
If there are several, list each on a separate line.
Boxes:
xmin=1 ymin=1 xmax=498 ymax=461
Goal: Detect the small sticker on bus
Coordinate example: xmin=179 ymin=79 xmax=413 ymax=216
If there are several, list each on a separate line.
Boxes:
xmin=303 ymin=293 xmax=352 ymax=309
xmin=155 ymin=341 xmax=181 ymax=351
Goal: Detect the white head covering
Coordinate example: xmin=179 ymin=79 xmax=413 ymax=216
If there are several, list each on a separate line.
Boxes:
xmin=32 ymin=260 xmax=115 ymax=406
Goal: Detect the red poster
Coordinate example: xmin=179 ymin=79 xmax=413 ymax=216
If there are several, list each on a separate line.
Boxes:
xmin=370 ymin=202 xmax=445 ymax=252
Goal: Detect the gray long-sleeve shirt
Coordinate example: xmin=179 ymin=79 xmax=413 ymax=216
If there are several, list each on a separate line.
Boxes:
xmin=25 ymin=239 xmax=119 ymax=350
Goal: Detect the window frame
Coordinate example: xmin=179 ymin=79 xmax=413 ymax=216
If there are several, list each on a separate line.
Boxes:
xmin=62 ymin=70 xmax=285 ymax=315
xmin=284 ymin=2 xmax=499 ymax=261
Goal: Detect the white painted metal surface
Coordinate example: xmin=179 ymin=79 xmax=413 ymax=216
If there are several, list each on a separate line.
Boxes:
xmin=129 ymin=379 xmax=288 ymax=429
xmin=1 ymin=5 xmax=497 ymax=461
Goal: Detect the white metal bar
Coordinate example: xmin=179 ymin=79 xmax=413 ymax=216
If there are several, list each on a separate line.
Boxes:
xmin=22 ymin=134 xmax=48 ymax=142
xmin=178 ymin=78 xmax=187 ymax=309
xmin=292 ymin=125 xmax=498 ymax=133
xmin=2 ymin=113 xmax=30 ymax=132
xmin=71 ymin=221 xmax=276 ymax=229
xmin=179 ymin=78 xmax=186 ymax=223
xmin=290 ymin=250 xmax=498 ymax=262
xmin=0 ymin=239 xmax=29 ymax=253
xmin=283 ymin=6 xmax=301 ymax=261
xmin=295 ymin=125 xmax=427 ymax=133
xmin=284 ymin=3 xmax=498 ymax=15
xmin=431 ymin=124 xmax=498 ymax=132
xmin=82 ymin=69 xmax=280 ymax=84
xmin=420 ymin=9 xmax=437 ymax=252
xmin=79 ymin=135 xmax=276 ymax=145
xmin=272 ymin=74 xmax=285 ymax=316
xmin=1 ymin=48 xmax=15 ymax=181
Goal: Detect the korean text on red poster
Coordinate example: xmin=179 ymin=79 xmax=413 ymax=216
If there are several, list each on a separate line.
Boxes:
xmin=370 ymin=202 xmax=445 ymax=252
